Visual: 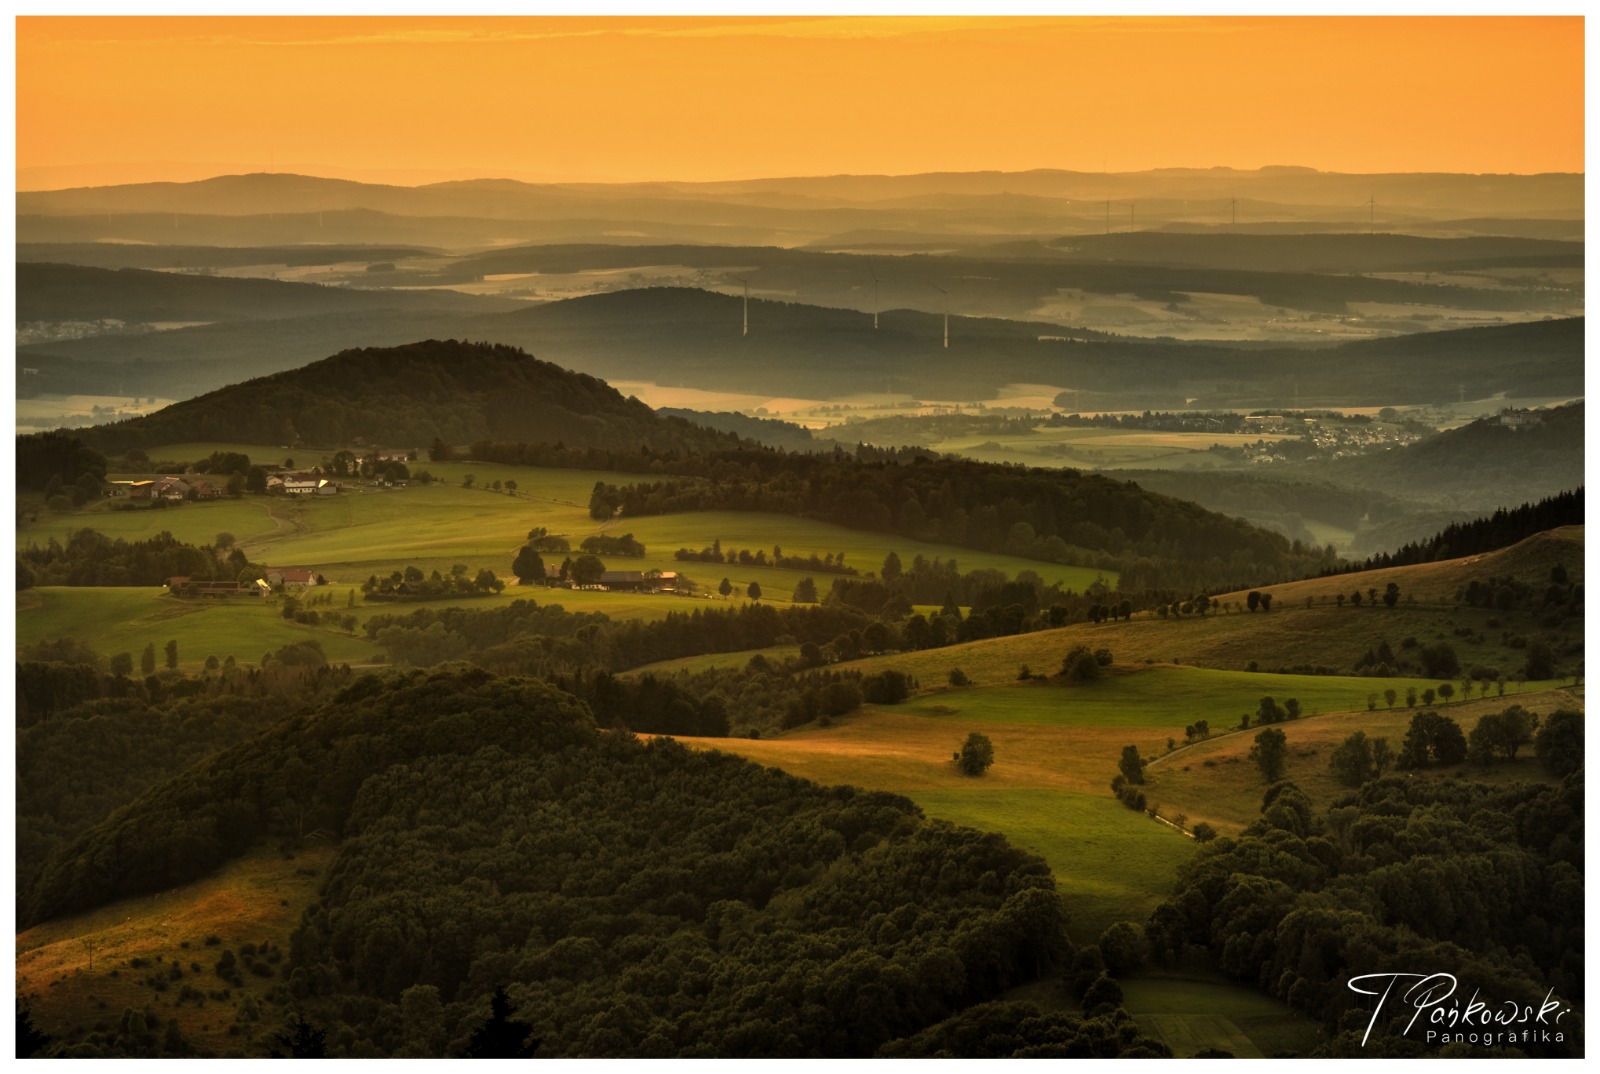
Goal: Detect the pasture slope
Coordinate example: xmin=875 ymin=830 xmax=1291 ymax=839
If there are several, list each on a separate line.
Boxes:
xmin=675 ymin=527 xmax=1581 ymax=1056
xmin=16 ymin=847 xmax=336 ymax=1059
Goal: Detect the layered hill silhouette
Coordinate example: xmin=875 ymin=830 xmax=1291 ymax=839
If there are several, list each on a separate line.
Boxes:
xmin=17 ymin=262 xmax=516 ymax=324
xmin=23 ymin=285 xmax=1585 ymax=409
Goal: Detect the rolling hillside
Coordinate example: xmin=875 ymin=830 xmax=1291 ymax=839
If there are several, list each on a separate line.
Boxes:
xmin=64 ymin=339 xmax=743 ymax=455
xmin=19 ymin=278 xmax=1584 ymax=409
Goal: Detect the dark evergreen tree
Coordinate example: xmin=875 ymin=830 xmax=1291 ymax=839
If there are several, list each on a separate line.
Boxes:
xmin=17 ymin=999 xmax=51 ymax=1058
xmin=269 ymin=1013 xmax=327 ymax=1058
xmin=463 ymin=986 xmax=541 ymax=1059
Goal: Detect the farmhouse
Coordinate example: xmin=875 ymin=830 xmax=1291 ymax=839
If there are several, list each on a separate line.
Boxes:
xmin=132 ymin=477 xmax=192 ymax=501
xmin=599 ymin=570 xmax=649 ymax=592
xmin=1499 ymin=407 xmax=1544 ymax=429
xmin=266 ymin=568 xmax=326 ymax=588
xmin=283 ymin=478 xmax=339 ymax=495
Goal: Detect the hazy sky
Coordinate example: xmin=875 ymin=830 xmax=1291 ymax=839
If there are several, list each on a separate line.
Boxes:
xmin=15 ymin=15 xmax=1586 ymax=189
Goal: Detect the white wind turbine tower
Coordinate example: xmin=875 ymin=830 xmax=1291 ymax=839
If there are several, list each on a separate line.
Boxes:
xmin=930 ymin=283 xmax=949 ymax=348
xmin=869 ymin=264 xmax=881 ymax=330
xmin=733 ymin=276 xmax=749 ymax=336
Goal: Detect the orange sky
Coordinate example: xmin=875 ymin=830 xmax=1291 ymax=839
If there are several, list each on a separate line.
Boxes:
xmin=15 ymin=15 xmax=1585 ymax=189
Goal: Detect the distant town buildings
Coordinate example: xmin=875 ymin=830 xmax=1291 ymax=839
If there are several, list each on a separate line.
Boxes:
xmin=1498 ymin=407 xmax=1544 ymax=429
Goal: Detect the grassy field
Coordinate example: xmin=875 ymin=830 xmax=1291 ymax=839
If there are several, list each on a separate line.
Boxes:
xmin=844 ymin=537 xmax=1580 ymax=688
xmin=1120 ymin=975 xmax=1325 ymax=1058
xmin=16 ymin=845 xmax=335 ymax=1058
xmin=16 ymin=588 xmax=381 ymax=669
xmin=918 ymin=425 xmax=1299 ymax=472
xmin=23 ymin=453 xmax=1115 ymax=600
xmin=19 ymin=498 xmax=286 ymax=550
xmin=623 ymin=645 xmax=804 ymax=677
xmin=674 ymin=675 xmax=1207 ymax=944
xmin=908 ymin=788 xmax=1196 ymax=942
xmin=13 ymin=584 xmax=723 ymax=668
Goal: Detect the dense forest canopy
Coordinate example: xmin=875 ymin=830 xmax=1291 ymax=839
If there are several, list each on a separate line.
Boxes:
xmin=20 ymin=667 xmax=1117 ymax=1058
xmin=1148 ymin=774 xmax=1584 ymax=1057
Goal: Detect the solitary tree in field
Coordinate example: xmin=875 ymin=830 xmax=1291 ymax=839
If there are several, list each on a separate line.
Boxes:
xmin=1061 ymin=645 xmax=1102 ymax=682
xmin=1118 ymin=744 xmax=1146 ymax=785
xmin=164 ymin=639 xmax=178 ymax=670
xmin=718 ymin=577 xmax=733 ymax=598
xmin=747 ymin=581 xmax=762 ymax=602
xmin=1250 ymin=727 xmax=1289 ymax=782
xmin=956 ymin=732 xmax=995 ymax=776
xmin=1383 ymin=582 xmax=1400 ymax=608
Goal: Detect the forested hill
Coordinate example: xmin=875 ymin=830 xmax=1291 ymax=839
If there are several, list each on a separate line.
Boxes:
xmin=70 ymin=339 xmax=746 ymax=455
xmin=1313 ymin=401 xmax=1584 ymax=511
xmin=23 ymin=666 xmax=1136 ymax=1058
xmin=495 ymin=288 xmax=1584 ymax=406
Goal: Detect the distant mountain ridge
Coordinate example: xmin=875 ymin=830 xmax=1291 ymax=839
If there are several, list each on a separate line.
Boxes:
xmin=19 ymin=167 xmax=1584 ymax=218
xmin=18 ymin=167 xmax=1582 ymax=249
xmin=17 ymin=262 xmax=515 ymax=324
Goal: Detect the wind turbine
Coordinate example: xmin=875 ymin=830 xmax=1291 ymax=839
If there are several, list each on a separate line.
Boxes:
xmin=869 ymin=264 xmax=880 ymax=330
xmin=930 ymin=283 xmax=949 ymax=349
xmin=733 ymin=276 xmax=749 ymax=336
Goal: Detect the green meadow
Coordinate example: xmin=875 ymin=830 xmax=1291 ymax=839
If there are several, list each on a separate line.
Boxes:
xmin=14 ymin=584 xmax=715 ymax=670
xmin=1120 ymin=975 xmax=1325 ymax=1058
xmin=909 ymin=788 xmax=1197 ymax=943
xmin=16 ymin=587 xmax=382 ymax=669
xmin=23 ymin=452 xmax=1114 ymax=602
